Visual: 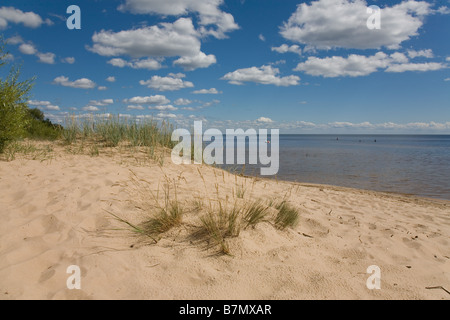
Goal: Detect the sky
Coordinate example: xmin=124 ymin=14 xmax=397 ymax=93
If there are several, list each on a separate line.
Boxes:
xmin=0 ymin=0 xmax=449 ymax=133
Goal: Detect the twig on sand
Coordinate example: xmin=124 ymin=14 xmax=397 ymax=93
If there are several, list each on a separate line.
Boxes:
xmin=299 ymin=232 xmax=314 ymax=238
xmin=425 ymin=286 xmax=450 ymax=295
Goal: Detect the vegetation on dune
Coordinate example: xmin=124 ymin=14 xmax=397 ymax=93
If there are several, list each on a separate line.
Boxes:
xmin=0 ymin=38 xmax=61 ymax=153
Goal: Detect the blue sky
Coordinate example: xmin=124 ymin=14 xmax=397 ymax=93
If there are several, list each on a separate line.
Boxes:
xmin=0 ymin=0 xmax=449 ymax=133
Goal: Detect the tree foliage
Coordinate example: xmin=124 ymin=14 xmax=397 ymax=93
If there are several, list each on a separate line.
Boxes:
xmin=0 ymin=38 xmax=34 ymax=152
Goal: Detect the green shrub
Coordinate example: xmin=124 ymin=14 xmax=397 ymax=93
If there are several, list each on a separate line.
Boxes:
xmin=0 ymin=39 xmax=34 ymax=153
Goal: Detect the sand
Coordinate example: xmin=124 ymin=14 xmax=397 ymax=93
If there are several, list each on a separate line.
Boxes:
xmin=0 ymin=143 xmax=449 ymax=300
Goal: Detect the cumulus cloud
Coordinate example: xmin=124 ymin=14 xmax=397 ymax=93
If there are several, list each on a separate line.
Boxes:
xmin=63 ymin=57 xmax=75 ymax=64
xmin=407 ymin=49 xmax=433 ymax=59
xmin=82 ymin=106 xmax=100 ymax=112
xmin=98 ymin=86 xmax=107 ymax=91
xmin=294 ymin=52 xmax=447 ymax=77
xmin=271 ymin=44 xmax=302 ymax=55
xmin=156 ymin=112 xmax=178 ymax=118
xmin=46 ymin=105 xmax=60 ymax=111
xmin=280 ymin=0 xmax=433 ymax=50
xmin=192 ymin=88 xmax=221 ymax=94
xmin=28 ymin=100 xmax=51 ymax=106
xmin=385 ymin=62 xmax=446 ymax=73
xmin=14 ymin=39 xmax=56 ymax=64
xmin=256 ymin=117 xmax=273 ymax=123
xmin=53 ymin=76 xmax=97 ymax=89
xmin=294 ymin=52 xmax=390 ymax=77
xmin=37 ymin=52 xmax=56 ymax=64
xmin=0 ymin=6 xmax=50 ymax=29
xmin=106 ymin=76 xmax=116 ymax=82
xmin=89 ymin=99 xmax=114 ymax=106
xmin=259 ymin=34 xmax=266 ymax=42
xmin=107 ymin=57 xmax=163 ymax=70
xmin=148 ymin=105 xmax=178 ymax=111
xmin=88 ymin=18 xmax=201 ymax=58
xmin=139 ymin=74 xmax=194 ymax=91
xmin=6 ymin=35 xmax=24 ymax=45
xmin=174 ymin=98 xmax=193 ymax=105
xmin=127 ymin=105 xmax=145 ymax=110
xmin=123 ymin=95 xmax=170 ymax=105
xmin=19 ymin=43 xmax=36 ymax=55
xmin=118 ymin=0 xmax=239 ymax=39
xmin=89 ymin=16 xmax=220 ymax=71
xmin=173 ymin=52 xmax=217 ymax=71
xmin=222 ymin=65 xmax=300 ymax=86
xmin=444 ymin=78 xmax=450 ymax=81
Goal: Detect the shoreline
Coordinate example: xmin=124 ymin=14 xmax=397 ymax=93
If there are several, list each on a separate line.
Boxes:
xmin=239 ymin=173 xmax=450 ymax=206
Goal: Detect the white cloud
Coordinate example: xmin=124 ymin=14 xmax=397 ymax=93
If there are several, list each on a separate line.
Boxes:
xmin=256 ymin=117 xmax=273 ymax=123
xmin=106 ymin=76 xmax=116 ymax=82
xmin=192 ymin=88 xmax=221 ymax=94
xmin=295 ymin=52 xmax=390 ymax=77
xmin=98 ymin=86 xmax=108 ymax=91
xmin=89 ymin=18 xmax=201 ymax=58
xmin=127 ymin=105 xmax=145 ymax=110
xmin=28 ymin=100 xmax=51 ymax=106
xmin=280 ymin=0 xmax=432 ymax=50
xmin=174 ymin=98 xmax=193 ymax=105
xmin=7 ymin=35 xmax=24 ymax=45
xmin=82 ymin=106 xmax=100 ymax=112
xmin=173 ymin=52 xmax=216 ymax=71
xmin=259 ymin=34 xmax=265 ymax=42
xmin=271 ymin=44 xmax=302 ymax=55
xmin=407 ymin=49 xmax=433 ymax=59
xmin=19 ymin=43 xmax=36 ymax=55
xmin=89 ymin=99 xmax=114 ymax=106
xmin=37 ymin=52 xmax=56 ymax=64
xmin=447 ymin=57 xmax=450 ymax=62
xmin=63 ymin=57 xmax=75 ymax=64
xmin=53 ymin=76 xmax=97 ymax=89
xmin=123 ymin=95 xmax=170 ymax=105
xmin=444 ymin=78 xmax=450 ymax=81
xmin=148 ymin=105 xmax=178 ymax=111
xmin=385 ymin=62 xmax=446 ymax=73
xmin=46 ymin=105 xmax=60 ymax=111
xmin=107 ymin=58 xmax=162 ymax=70
xmin=437 ymin=6 xmax=450 ymax=14
xmin=139 ymin=74 xmax=194 ymax=91
xmin=118 ymin=0 xmax=239 ymax=39
xmin=294 ymin=52 xmax=446 ymax=77
xmin=222 ymin=65 xmax=300 ymax=86
xmin=0 ymin=6 xmax=49 ymax=29
xmin=156 ymin=112 xmax=178 ymax=118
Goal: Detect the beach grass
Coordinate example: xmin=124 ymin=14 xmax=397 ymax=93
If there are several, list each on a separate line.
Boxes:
xmin=242 ymin=201 xmax=269 ymax=229
xmin=273 ymin=200 xmax=300 ymax=230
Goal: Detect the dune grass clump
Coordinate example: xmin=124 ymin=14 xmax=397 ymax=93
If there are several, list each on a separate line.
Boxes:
xmin=274 ymin=201 xmax=300 ymax=230
xmin=198 ymin=202 xmax=242 ymax=255
xmin=242 ymin=201 xmax=269 ymax=229
xmin=142 ymin=201 xmax=183 ymax=235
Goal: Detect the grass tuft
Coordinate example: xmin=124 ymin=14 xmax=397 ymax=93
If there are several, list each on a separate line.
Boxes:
xmin=242 ymin=201 xmax=269 ymax=229
xmin=198 ymin=202 xmax=242 ymax=255
xmin=142 ymin=201 xmax=183 ymax=235
xmin=274 ymin=201 xmax=300 ymax=230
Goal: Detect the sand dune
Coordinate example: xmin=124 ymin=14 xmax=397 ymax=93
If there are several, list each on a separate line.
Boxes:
xmin=0 ymin=145 xmax=449 ymax=300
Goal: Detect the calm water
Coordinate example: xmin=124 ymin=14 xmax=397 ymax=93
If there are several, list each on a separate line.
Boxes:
xmin=220 ymin=135 xmax=450 ymax=200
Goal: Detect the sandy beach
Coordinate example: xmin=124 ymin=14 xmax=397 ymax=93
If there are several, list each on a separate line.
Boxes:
xmin=0 ymin=142 xmax=449 ymax=300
